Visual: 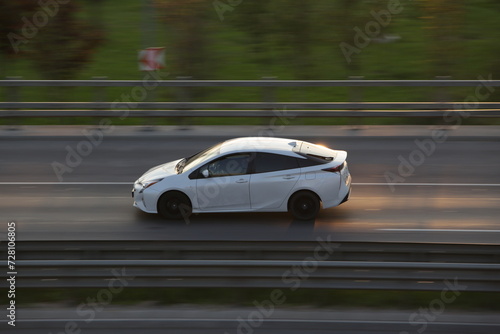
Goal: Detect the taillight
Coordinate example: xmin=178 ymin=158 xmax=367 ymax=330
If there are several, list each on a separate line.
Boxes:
xmin=322 ymin=162 xmax=344 ymax=173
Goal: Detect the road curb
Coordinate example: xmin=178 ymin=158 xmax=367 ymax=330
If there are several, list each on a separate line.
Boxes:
xmin=2 ymin=125 xmax=500 ymax=139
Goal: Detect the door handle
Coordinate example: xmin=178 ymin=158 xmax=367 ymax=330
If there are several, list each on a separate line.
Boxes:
xmin=283 ymin=175 xmax=295 ymax=180
xmin=236 ymin=179 xmax=248 ymax=183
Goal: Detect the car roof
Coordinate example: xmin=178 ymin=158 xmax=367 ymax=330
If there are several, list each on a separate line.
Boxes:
xmin=219 ymin=137 xmax=301 ymax=156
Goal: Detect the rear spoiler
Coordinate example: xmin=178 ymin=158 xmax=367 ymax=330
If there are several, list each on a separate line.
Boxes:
xmin=292 ymin=141 xmax=338 ymax=161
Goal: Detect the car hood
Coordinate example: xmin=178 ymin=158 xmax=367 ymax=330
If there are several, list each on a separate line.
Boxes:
xmin=137 ymin=158 xmax=182 ymax=183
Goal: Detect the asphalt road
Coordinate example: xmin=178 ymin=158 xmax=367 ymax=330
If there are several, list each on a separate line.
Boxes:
xmin=1 ymin=126 xmax=499 ymax=243
xmin=1 ymin=126 xmax=499 ymax=333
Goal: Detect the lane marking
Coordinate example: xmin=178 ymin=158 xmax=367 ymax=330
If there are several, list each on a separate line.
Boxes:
xmin=4 ymin=196 xmax=130 ymax=199
xmin=1 ymin=182 xmax=500 ymax=186
xmin=0 ymin=182 xmax=132 ymax=185
xmin=352 ymin=197 xmax=500 ymax=200
xmin=355 ymin=183 xmax=500 ymax=187
xmin=14 ymin=318 xmax=500 ymax=326
xmin=379 ymin=229 xmax=500 ymax=233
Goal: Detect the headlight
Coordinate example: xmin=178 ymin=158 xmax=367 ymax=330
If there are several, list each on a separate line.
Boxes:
xmin=140 ymin=178 xmax=164 ymax=189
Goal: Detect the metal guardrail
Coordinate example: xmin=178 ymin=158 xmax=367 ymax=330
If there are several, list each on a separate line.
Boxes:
xmin=1 ymin=102 xmax=499 ymax=118
xmin=3 ymin=240 xmax=499 ymax=291
xmin=1 ymin=79 xmax=500 ymax=118
xmin=5 ymin=260 xmax=500 ymax=291
xmin=13 ymin=240 xmax=500 ymax=263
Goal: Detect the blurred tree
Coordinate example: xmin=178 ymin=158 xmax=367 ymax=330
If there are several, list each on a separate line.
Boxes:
xmin=273 ymin=0 xmax=314 ymax=79
xmin=28 ymin=1 xmax=104 ymax=80
xmin=330 ymin=0 xmax=365 ymax=76
xmin=229 ymin=0 xmax=276 ymax=77
xmin=330 ymin=0 xmax=397 ymax=77
xmin=155 ymin=0 xmax=211 ymax=79
xmin=84 ymin=0 xmax=106 ymax=33
xmin=419 ymin=0 xmax=464 ymax=77
xmin=0 ymin=1 xmax=38 ymax=76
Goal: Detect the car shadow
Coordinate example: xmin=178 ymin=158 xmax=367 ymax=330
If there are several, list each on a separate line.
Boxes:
xmin=288 ymin=218 xmax=316 ymax=233
xmin=134 ymin=209 xmax=318 ymax=235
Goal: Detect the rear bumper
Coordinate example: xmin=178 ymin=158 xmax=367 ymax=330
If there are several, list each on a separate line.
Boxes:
xmin=340 ymin=187 xmax=351 ymax=204
xmin=321 ymin=180 xmax=351 ymax=209
xmin=339 ymin=162 xmax=351 ymax=205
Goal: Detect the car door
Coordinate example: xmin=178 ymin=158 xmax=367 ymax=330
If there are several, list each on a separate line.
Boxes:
xmin=250 ymin=152 xmax=301 ymax=210
xmin=195 ymin=153 xmax=252 ymax=211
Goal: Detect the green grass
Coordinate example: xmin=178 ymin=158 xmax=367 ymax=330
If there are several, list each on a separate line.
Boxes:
xmin=2 ymin=0 xmax=500 ymax=125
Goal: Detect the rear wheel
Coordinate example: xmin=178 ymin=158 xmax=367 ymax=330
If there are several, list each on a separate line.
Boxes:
xmin=158 ymin=191 xmax=192 ymax=220
xmin=289 ymin=191 xmax=320 ymax=220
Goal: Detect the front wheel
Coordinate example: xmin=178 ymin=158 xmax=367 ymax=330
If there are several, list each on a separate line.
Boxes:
xmin=289 ymin=191 xmax=320 ymax=220
xmin=158 ymin=192 xmax=192 ymax=220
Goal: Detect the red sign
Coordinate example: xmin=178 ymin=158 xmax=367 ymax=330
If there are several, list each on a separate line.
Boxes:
xmin=138 ymin=47 xmax=165 ymax=71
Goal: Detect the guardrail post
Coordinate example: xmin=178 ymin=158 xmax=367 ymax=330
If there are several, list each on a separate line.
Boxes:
xmin=5 ymin=76 xmax=22 ymax=103
xmin=435 ymin=76 xmax=452 ymax=104
xmin=262 ymin=76 xmax=277 ymax=125
xmin=4 ymin=76 xmax=22 ymax=129
xmin=137 ymin=72 xmax=158 ymax=131
xmin=175 ymin=76 xmax=192 ymax=129
xmin=91 ymin=76 xmax=108 ymax=103
xmin=348 ymin=76 xmax=363 ymax=128
xmin=348 ymin=76 xmax=364 ymax=103
xmin=91 ymin=76 xmax=110 ymax=128
xmin=435 ymin=76 xmax=452 ymax=127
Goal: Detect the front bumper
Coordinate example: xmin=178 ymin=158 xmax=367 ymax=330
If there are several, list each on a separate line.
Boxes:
xmin=132 ymin=182 xmax=156 ymax=213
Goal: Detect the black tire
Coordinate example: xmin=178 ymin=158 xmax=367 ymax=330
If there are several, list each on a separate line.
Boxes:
xmin=157 ymin=191 xmax=192 ymax=220
xmin=289 ymin=191 xmax=320 ymax=220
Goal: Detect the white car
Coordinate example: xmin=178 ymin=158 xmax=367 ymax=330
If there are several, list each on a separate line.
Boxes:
xmin=132 ymin=137 xmax=351 ymax=220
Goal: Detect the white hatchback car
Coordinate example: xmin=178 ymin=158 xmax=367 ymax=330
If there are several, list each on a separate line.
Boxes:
xmin=132 ymin=137 xmax=351 ymax=220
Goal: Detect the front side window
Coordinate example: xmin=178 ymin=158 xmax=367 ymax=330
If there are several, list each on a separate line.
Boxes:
xmin=204 ymin=153 xmax=252 ymax=177
xmin=254 ymin=152 xmax=299 ymax=173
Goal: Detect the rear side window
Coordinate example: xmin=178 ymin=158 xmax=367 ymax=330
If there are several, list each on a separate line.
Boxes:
xmin=254 ymin=153 xmax=299 ymax=173
xmin=296 ymin=155 xmax=329 ymax=167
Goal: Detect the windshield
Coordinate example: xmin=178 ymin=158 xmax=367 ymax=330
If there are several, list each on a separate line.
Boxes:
xmin=177 ymin=142 xmax=223 ymax=173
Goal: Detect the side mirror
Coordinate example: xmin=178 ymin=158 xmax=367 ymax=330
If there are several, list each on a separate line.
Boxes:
xmin=201 ymin=169 xmax=210 ymax=178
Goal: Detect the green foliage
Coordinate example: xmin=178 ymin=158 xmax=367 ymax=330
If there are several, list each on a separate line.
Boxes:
xmin=2 ymin=0 xmax=500 ymax=126
xmin=417 ymin=0 xmax=465 ymax=77
xmin=4 ymin=0 xmax=500 ymax=82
